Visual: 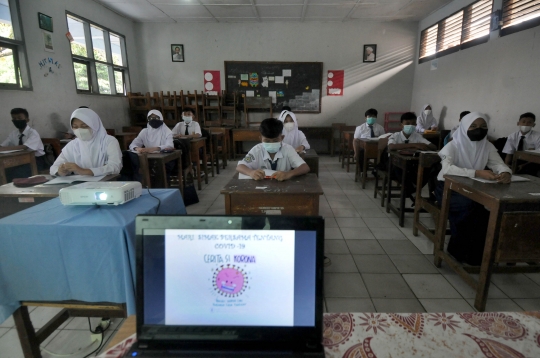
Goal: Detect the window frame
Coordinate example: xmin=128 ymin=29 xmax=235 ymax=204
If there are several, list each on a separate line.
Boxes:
xmin=418 ymin=0 xmax=493 ymax=64
xmin=500 ymin=0 xmax=540 ymax=36
xmin=0 ymin=0 xmax=32 ymax=91
xmin=65 ymin=11 xmax=130 ymax=96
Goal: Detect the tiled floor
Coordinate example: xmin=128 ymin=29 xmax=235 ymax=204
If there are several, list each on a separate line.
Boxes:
xmin=2 ymin=155 xmax=540 ymax=356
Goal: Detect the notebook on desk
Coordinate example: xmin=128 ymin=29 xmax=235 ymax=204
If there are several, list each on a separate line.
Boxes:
xmin=129 ymin=215 xmax=325 ymax=357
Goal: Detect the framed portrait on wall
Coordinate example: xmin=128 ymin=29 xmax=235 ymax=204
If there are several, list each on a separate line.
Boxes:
xmin=171 ymin=44 xmax=184 ymax=62
xmin=38 ymin=12 xmax=53 ymax=32
xmin=363 ymin=44 xmax=376 ymax=63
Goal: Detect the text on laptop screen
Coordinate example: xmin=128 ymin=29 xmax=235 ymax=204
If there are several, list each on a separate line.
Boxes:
xmin=143 ymin=228 xmax=317 ymax=327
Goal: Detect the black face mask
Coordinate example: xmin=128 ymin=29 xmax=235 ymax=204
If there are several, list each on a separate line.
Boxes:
xmin=467 ymin=128 xmax=488 ymax=141
xmin=148 ymin=119 xmax=163 ymax=129
xmin=12 ymin=119 xmax=27 ymax=130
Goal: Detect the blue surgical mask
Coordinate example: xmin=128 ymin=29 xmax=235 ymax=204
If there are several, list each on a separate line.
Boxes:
xmin=403 ymin=125 xmax=415 ymax=135
xmin=262 ymin=142 xmax=281 ymax=153
xmin=366 ymin=117 xmax=376 ymax=125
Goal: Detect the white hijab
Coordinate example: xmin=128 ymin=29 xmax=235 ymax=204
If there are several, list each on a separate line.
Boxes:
xmin=278 ymin=110 xmax=301 ymax=148
xmin=142 ymin=110 xmax=172 ymax=147
xmin=68 ymin=108 xmax=109 ymax=169
xmin=440 ymin=111 xmax=491 ymax=170
xmin=417 ymin=104 xmax=436 ymax=125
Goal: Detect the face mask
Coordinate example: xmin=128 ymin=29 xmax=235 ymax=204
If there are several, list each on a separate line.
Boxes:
xmin=424 ymin=110 xmax=432 ymax=116
xmin=520 ymin=126 xmax=532 ymax=134
xmin=467 ymin=128 xmax=488 ymax=142
xmin=366 ymin=117 xmax=376 ymax=125
xmin=262 ymin=142 xmax=281 ymax=153
xmin=12 ymin=119 xmax=27 ymax=130
xmin=284 ymin=122 xmax=295 ymax=132
xmin=182 ymin=116 xmax=192 ymax=124
xmin=148 ymin=119 xmax=163 ymax=129
xmin=73 ymin=128 xmax=93 ymax=141
xmin=403 ymin=125 xmax=415 ymax=135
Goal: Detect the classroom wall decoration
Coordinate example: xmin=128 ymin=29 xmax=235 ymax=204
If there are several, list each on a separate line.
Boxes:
xmin=225 ymin=61 xmax=322 ymax=113
xmin=363 ymin=44 xmax=377 ymax=63
xmin=204 ymin=70 xmax=221 ymax=95
xmin=327 ymin=70 xmax=344 ymax=96
xmin=38 ymin=12 xmax=53 ymax=32
xmin=171 ymin=44 xmax=184 ymax=62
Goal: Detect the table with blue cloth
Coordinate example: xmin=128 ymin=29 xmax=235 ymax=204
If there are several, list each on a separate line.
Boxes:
xmin=0 ymin=188 xmax=185 ymax=357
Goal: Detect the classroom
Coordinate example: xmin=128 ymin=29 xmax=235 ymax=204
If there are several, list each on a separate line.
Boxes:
xmin=1 ymin=0 xmax=540 ymax=356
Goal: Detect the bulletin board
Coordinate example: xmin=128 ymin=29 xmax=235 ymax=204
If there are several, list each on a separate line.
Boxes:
xmin=224 ymin=61 xmax=323 ymax=113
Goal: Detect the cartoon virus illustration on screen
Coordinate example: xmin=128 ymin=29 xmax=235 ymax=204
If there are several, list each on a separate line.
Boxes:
xmin=212 ymin=264 xmax=249 ymax=297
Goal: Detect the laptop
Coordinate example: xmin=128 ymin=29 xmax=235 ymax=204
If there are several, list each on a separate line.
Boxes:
xmin=128 ymin=215 xmax=325 ymax=357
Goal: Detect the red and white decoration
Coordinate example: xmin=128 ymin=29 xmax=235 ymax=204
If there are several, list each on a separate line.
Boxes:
xmin=327 ymin=70 xmax=344 ymax=96
xmin=204 ymin=70 xmax=221 ymax=96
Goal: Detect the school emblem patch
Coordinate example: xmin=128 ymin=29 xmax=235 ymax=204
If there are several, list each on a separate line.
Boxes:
xmin=244 ymin=154 xmax=255 ymax=163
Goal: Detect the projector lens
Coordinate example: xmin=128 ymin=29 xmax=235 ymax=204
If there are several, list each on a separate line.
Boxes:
xmin=96 ymin=192 xmax=107 ymax=200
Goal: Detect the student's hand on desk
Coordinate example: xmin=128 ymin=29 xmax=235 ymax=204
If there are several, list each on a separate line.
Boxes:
xmin=272 ymin=171 xmax=292 ymax=182
xmin=60 ymin=162 xmax=83 ymax=175
xmin=414 ymin=143 xmax=431 ymax=151
xmin=135 ymin=147 xmax=147 ymax=153
xmin=496 ymin=172 xmax=511 ymax=184
xmin=475 ymin=170 xmax=497 ymax=181
xmin=295 ymin=146 xmax=304 ymax=153
xmin=250 ymin=169 xmax=265 ymax=180
xmin=431 ymin=126 xmax=438 ymax=131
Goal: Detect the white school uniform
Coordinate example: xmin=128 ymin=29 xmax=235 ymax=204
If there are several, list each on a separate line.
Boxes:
xmin=416 ymin=104 xmax=438 ymax=133
xmin=502 ymin=129 xmax=540 ymax=155
xmin=278 ymin=111 xmax=310 ymax=150
xmin=237 ymin=143 xmax=306 ymax=172
xmin=2 ymin=125 xmax=45 ymax=156
xmin=354 ymin=123 xmax=385 ymax=139
xmin=172 ymin=121 xmax=202 ymax=136
xmin=449 ymin=124 xmax=459 ymax=139
xmin=129 ymin=110 xmax=174 ymax=151
xmin=388 ymin=131 xmax=432 ymax=145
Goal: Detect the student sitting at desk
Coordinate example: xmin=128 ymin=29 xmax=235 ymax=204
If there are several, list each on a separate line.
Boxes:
xmin=435 ymin=112 xmax=511 ymax=265
xmin=353 ymin=108 xmax=385 ymax=171
xmin=1 ymin=108 xmax=46 ymax=181
xmin=50 ymin=108 xmax=122 ymax=176
xmin=172 ymin=108 xmax=202 ymax=139
xmin=503 ymin=112 xmax=540 ymax=176
xmin=278 ymin=110 xmax=310 ymax=153
xmin=237 ymin=117 xmax=310 ymax=182
xmin=416 ymin=104 xmax=438 ymax=133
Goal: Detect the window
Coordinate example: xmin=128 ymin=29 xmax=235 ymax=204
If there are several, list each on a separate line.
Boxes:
xmin=66 ymin=12 xmax=129 ymax=95
xmin=418 ymin=0 xmax=493 ymax=63
xmin=501 ymin=0 xmax=540 ymax=36
xmin=0 ymin=0 xmax=31 ymax=90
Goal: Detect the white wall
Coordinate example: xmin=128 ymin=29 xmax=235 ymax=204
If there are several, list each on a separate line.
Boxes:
xmin=136 ymin=21 xmax=418 ymax=128
xmin=411 ymin=0 xmax=540 ymax=137
xmin=0 ymin=0 xmax=142 ymax=140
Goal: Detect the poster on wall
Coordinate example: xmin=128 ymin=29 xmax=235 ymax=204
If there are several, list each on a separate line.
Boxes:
xmin=204 ymin=71 xmax=221 ymax=96
xmin=327 ymin=70 xmax=344 ymax=96
xmin=43 ymin=31 xmax=54 ymax=52
xmin=171 ymin=44 xmax=184 ymax=62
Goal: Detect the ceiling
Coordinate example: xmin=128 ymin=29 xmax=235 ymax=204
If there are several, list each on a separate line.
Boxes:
xmin=93 ymin=0 xmax=454 ymax=23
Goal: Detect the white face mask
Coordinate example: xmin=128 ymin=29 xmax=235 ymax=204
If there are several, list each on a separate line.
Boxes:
xmin=182 ymin=116 xmax=192 ymax=124
xmin=73 ymin=128 xmax=93 ymax=141
xmin=284 ymin=122 xmax=295 ymax=132
xmin=424 ymin=109 xmax=432 ymax=116
xmin=520 ymin=126 xmax=532 ymax=134
xmin=403 ymin=125 xmax=416 ymax=135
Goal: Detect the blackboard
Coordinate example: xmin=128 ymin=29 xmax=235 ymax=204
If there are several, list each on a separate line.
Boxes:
xmin=224 ymin=61 xmax=323 ymax=113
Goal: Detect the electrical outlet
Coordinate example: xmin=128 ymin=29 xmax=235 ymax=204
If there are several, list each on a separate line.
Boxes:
xmin=100 ymin=318 xmax=111 ymax=329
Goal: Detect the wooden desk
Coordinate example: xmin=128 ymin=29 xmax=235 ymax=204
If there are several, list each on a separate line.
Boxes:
xmin=207 ymin=127 xmax=230 ymax=167
xmin=232 ymin=128 xmax=260 ymax=158
xmin=342 ymin=131 xmax=355 ymax=172
xmin=300 ymin=149 xmax=319 ymax=177
xmin=298 ymin=126 xmax=332 ymax=154
xmin=386 ymin=151 xmax=418 ymax=227
xmin=221 ymin=173 xmax=323 ymax=216
xmin=355 ymin=139 xmax=379 ymax=189
xmin=144 ymin=151 xmax=183 ymax=196
xmin=422 ymin=132 xmax=442 ymax=149
xmin=106 ymin=315 xmax=136 ymax=350
xmin=115 ymin=132 xmax=138 ymax=151
xmin=0 ymin=174 xmax=119 ymax=218
xmin=0 ymin=150 xmax=38 ymax=185
xmin=330 ymin=123 xmax=346 ymax=157
xmin=190 ymin=138 xmax=208 ymax=190
xmin=434 ymin=175 xmax=540 ymax=311
xmin=209 ymin=132 xmax=225 ymax=174
xmin=512 ymin=150 xmax=540 ymax=173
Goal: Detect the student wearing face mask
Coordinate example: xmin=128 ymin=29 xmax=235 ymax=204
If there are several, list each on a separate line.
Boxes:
xmin=129 ymin=110 xmax=174 ymax=153
xmin=435 ymin=112 xmax=511 ymax=265
xmin=50 ymin=108 xmax=122 ymax=176
xmin=237 ymin=117 xmax=310 ymax=181
xmin=444 ymin=111 xmax=470 ymax=146
xmin=277 ymin=110 xmax=310 ymax=153
xmin=353 ymin=108 xmax=385 ymax=171
xmin=416 ymin=104 xmax=438 ymax=133
xmin=1 ymin=108 xmax=46 ymax=181
xmin=172 ymin=108 xmax=202 ymax=139
xmin=502 ymin=112 xmax=540 ymax=176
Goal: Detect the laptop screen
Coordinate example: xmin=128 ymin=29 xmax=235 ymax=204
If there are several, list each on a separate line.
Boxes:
xmin=138 ymin=216 xmax=323 ymax=330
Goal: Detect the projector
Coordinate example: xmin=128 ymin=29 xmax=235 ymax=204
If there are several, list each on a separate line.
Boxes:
xmin=59 ymin=181 xmax=142 ymax=206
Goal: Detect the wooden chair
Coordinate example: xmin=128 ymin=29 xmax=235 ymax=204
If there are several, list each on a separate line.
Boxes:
xmin=180 ymin=90 xmax=201 ymax=119
xmin=122 ymin=126 xmax=143 ymax=134
xmin=412 ymin=153 xmax=449 ymax=243
xmin=373 ymin=137 xmax=400 ymax=207
xmin=190 ymin=138 xmax=208 ymax=190
xmin=355 ymin=139 xmax=379 ymax=188
xmin=128 ymin=92 xmax=160 ymax=126
xmin=203 ymin=93 xmax=222 ymax=127
xmin=244 ymin=97 xmax=272 ymax=127
xmin=105 ymin=129 xmax=116 ymax=136
xmin=41 ymin=138 xmax=62 ymax=158
xmin=331 ymin=123 xmax=346 ymax=157
xmin=160 ymin=91 xmax=178 ymax=126
xmin=221 ymin=91 xmax=240 ymax=128
xmin=207 ymin=127 xmax=229 ymax=168
xmin=338 ymin=126 xmax=356 ymax=166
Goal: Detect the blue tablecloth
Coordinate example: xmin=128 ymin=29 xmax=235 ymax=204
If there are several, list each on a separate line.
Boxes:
xmin=0 ymin=189 xmax=186 ymax=323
